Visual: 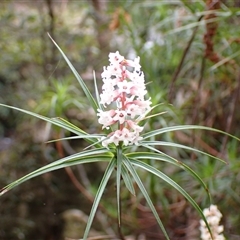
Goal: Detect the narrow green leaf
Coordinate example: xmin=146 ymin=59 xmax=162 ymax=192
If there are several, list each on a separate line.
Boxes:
xmin=141 ymin=111 xmax=167 ymax=121
xmin=83 ymin=158 xmax=116 ymax=240
xmin=132 ymin=147 xmax=211 ymax=204
xmin=131 ymin=159 xmax=213 ymax=239
xmin=48 ymin=34 xmax=99 ymax=112
xmin=51 ymin=117 xmax=88 ymax=135
xmin=166 ymin=17 xmax=220 ymax=35
xmin=46 ymin=134 xmax=105 ymax=143
xmin=210 ymin=49 xmax=240 ymax=71
xmin=93 ymin=70 xmax=102 ymax=110
xmin=116 ymin=147 xmax=123 ymax=226
xmin=1 ymin=148 xmax=113 ymax=195
xmin=123 ymin=156 xmax=170 ymax=240
xmin=83 ymin=137 xmax=108 ymax=150
xmin=142 ymin=125 xmax=240 ymax=142
xmin=126 ymin=151 xmax=180 ymax=166
xmin=121 ymin=164 xmax=135 ymax=196
xmin=52 ymin=117 xmax=101 ymax=146
xmin=0 ymin=103 xmax=97 ymax=142
xmin=141 ymin=140 xmax=226 ymax=163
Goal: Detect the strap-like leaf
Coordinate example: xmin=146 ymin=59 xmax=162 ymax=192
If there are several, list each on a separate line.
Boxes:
xmin=121 ymin=164 xmax=135 ymax=196
xmin=123 ymin=156 xmax=170 ymax=240
xmin=131 ymin=158 xmax=213 ymax=239
xmin=142 ymin=125 xmax=240 ymax=142
xmin=0 ymin=148 xmax=113 ymax=195
xmin=48 ymin=34 xmax=99 ymax=113
xmin=93 ymin=70 xmax=101 ymax=110
xmin=0 ymin=103 xmax=103 ymax=147
xmin=129 ymin=148 xmax=211 ymax=204
xmin=83 ymin=158 xmax=116 ymax=240
xmin=126 ymin=151 xmax=180 ymax=166
xmin=46 ymin=134 xmax=105 ymax=143
xmin=0 ymin=103 xmax=95 ymax=138
xmin=141 ymin=140 xmax=226 ymax=163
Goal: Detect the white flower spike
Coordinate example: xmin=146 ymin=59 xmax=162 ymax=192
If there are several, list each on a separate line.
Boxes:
xmin=200 ymin=204 xmax=225 ymax=240
xmin=97 ymin=51 xmax=151 ymax=147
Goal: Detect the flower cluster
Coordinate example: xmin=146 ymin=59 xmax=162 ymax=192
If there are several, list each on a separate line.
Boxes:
xmin=97 ymin=51 xmax=151 ymax=147
xmin=200 ymin=205 xmax=225 ymax=240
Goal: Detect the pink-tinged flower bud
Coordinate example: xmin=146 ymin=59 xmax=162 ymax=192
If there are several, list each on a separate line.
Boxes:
xmin=109 ymin=51 xmax=124 ymax=65
xmin=97 ymin=109 xmax=115 ymax=129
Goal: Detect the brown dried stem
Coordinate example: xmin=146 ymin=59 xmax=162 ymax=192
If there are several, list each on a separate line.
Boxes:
xmin=168 ymin=15 xmax=203 ymax=102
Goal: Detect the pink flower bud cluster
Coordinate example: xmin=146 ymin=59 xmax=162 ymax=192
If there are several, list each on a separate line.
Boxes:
xmin=200 ymin=205 xmax=225 ymax=240
xmin=97 ymin=51 xmax=151 ymax=147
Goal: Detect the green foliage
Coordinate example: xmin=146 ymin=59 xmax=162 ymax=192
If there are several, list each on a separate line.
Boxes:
xmin=1 ymin=1 xmax=240 ymax=239
xmin=2 ymin=38 xmax=239 ymax=240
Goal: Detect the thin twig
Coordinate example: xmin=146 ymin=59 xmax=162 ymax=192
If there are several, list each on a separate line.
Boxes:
xmin=168 ymin=15 xmax=203 ymax=102
xmin=45 ymin=0 xmax=57 ymax=67
xmin=65 ymin=235 xmax=119 ymax=240
xmin=117 ymin=192 xmax=126 ymax=240
xmin=220 ymin=69 xmax=240 ymax=158
xmin=192 ymin=56 xmax=206 ymax=124
xmin=190 ymin=55 xmax=206 ymax=159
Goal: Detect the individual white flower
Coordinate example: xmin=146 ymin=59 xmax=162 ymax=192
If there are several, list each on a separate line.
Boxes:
xmin=97 ymin=109 xmax=115 ymax=129
xmin=101 ymin=136 xmax=113 ymax=148
xmin=117 ymin=80 xmax=133 ymax=94
xmin=110 ymin=130 xmax=122 ymax=146
xmin=126 ymin=120 xmax=143 ymax=133
xmin=112 ymin=109 xmax=127 ymax=124
xmin=129 ymin=69 xmax=145 ymax=84
xmin=123 ymin=56 xmax=141 ymax=70
xmin=130 ymin=86 xmax=147 ymax=100
xmin=125 ymin=103 xmax=143 ymax=118
xmin=101 ymin=66 xmax=112 ymax=79
xmin=133 ymin=98 xmax=152 ymax=112
xmin=100 ymin=91 xmax=114 ymax=106
xmin=109 ymin=51 xmax=124 ymax=65
xmin=129 ymin=132 xmax=143 ymax=145
xmin=105 ymin=64 xmax=123 ymax=78
xmin=115 ymin=128 xmax=131 ymax=146
xmin=102 ymin=80 xmax=115 ymax=92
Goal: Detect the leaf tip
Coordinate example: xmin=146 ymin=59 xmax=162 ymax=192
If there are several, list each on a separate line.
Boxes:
xmin=0 ymin=188 xmax=8 ymax=196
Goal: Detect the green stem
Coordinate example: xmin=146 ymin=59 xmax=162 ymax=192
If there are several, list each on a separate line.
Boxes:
xmin=116 ymin=146 xmax=125 ymax=240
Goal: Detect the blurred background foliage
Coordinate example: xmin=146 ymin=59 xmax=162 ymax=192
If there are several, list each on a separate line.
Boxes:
xmin=0 ymin=0 xmax=240 ymax=239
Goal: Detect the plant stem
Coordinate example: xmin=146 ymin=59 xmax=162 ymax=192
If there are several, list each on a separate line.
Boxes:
xmin=220 ymin=68 xmax=240 ymax=157
xmin=117 ymin=196 xmax=125 ymax=240
xmin=168 ymin=15 xmax=203 ymax=102
xmin=116 ymin=146 xmax=125 ymax=240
